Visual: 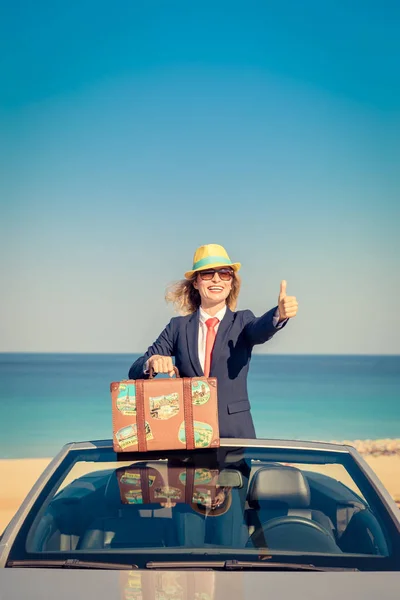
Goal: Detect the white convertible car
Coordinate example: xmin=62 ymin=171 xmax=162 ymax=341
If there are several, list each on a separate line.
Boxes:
xmin=1 ymin=438 xmax=400 ymax=598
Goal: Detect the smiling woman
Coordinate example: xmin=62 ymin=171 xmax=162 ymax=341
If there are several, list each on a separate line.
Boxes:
xmin=128 ymin=244 xmax=299 ymax=438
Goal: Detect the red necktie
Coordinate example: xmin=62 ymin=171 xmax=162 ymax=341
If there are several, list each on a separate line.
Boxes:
xmin=204 ymin=317 xmax=219 ymax=377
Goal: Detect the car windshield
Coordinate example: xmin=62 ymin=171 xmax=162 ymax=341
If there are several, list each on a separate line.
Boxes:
xmin=7 ymin=444 xmax=399 ymax=570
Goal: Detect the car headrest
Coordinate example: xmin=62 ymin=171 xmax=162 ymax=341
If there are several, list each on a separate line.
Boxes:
xmin=248 ymin=465 xmax=311 ymax=508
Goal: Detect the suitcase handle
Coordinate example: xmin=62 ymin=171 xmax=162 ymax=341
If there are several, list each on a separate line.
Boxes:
xmin=148 ymin=365 xmax=180 ymax=379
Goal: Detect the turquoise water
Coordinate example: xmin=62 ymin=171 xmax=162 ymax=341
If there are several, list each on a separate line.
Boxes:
xmin=0 ymin=353 xmax=399 ymax=458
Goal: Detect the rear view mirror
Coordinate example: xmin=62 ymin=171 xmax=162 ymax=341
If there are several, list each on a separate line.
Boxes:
xmin=216 ymin=470 xmax=243 ymax=488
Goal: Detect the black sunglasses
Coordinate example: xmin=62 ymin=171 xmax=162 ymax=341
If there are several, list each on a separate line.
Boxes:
xmin=198 ymin=268 xmax=234 ymax=281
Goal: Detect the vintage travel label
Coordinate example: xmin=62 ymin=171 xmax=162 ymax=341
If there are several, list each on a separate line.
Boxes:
xmin=120 ymin=472 xmax=141 ymax=487
xmin=149 ymin=392 xmax=180 ymax=420
xmin=154 ymin=486 xmax=182 ymax=501
xmin=124 ymin=489 xmax=144 ymax=504
xmin=120 ymin=472 xmax=156 ymax=487
xmin=191 ymin=380 xmax=211 ymax=405
xmin=115 ymin=422 xmax=154 ymax=449
xmin=122 ymin=571 xmax=143 ymax=600
xmin=116 ymin=383 xmax=137 ymax=415
xmin=192 ymin=488 xmax=212 ymax=505
xmin=178 ymin=468 xmax=213 ymax=485
xmin=178 ymin=420 xmax=213 ymax=448
xmin=156 ymin=573 xmax=184 ymax=600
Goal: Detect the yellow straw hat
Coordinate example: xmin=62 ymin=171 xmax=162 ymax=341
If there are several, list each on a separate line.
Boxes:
xmin=184 ymin=244 xmax=241 ymax=279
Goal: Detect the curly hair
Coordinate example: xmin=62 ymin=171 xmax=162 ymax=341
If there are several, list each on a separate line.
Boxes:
xmin=165 ymin=272 xmax=241 ymax=315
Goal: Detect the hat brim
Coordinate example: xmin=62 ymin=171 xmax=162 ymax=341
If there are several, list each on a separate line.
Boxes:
xmin=184 ymin=262 xmax=241 ymax=280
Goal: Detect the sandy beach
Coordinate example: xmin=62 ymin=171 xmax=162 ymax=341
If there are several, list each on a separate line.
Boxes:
xmin=1 ymin=441 xmax=400 ymax=535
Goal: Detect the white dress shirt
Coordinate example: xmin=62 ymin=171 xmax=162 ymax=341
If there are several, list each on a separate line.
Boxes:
xmin=144 ymin=306 xmax=285 ymax=374
xmin=198 ymin=305 xmax=227 ymax=372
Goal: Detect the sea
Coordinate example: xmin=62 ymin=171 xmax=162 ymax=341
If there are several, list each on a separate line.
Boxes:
xmin=0 ymin=353 xmax=399 ymax=459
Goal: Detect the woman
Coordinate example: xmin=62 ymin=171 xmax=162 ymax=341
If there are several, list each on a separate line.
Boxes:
xmin=128 ymin=243 xmax=298 ymax=438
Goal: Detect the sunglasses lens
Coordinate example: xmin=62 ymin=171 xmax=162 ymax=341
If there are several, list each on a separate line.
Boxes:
xmin=219 ymin=269 xmax=233 ymax=280
xmin=199 ymin=269 xmax=233 ymax=280
xmin=199 ymin=271 xmax=214 ymax=280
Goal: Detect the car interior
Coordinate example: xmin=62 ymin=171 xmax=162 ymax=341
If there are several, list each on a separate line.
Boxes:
xmin=27 ymin=458 xmax=390 ymax=557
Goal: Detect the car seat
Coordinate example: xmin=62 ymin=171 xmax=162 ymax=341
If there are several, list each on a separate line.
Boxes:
xmin=338 ymin=508 xmax=389 ymax=555
xmin=245 ymin=465 xmax=341 ymax=553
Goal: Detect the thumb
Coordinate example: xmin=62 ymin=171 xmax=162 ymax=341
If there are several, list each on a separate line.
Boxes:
xmin=279 ymin=280 xmax=287 ymax=298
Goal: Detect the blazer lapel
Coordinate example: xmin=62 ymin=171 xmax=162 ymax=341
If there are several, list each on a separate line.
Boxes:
xmin=210 ymin=308 xmax=234 ymax=374
xmin=186 ymin=310 xmax=203 ymax=376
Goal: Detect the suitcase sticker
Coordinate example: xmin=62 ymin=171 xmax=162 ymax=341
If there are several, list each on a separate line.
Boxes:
xmin=115 ymin=422 xmax=154 ymax=449
xmin=116 ymin=383 xmax=137 ymax=416
xmin=149 ymin=392 xmax=180 ymax=420
xmin=178 ymin=421 xmax=214 ymax=448
xmin=191 ymin=380 xmax=211 ymax=405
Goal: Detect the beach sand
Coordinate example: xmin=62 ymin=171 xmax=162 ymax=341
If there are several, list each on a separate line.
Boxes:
xmin=1 ymin=442 xmax=400 ymax=535
xmin=0 ymin=458 xmax=51 ymax=535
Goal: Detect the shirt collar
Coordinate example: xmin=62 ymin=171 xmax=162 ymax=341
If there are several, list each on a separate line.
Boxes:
xmin=199 ymin=305 xmax=227 ymax=324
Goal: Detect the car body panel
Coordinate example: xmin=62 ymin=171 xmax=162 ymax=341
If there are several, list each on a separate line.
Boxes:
xmin=1 ymin=568 xmax=400 ymax=599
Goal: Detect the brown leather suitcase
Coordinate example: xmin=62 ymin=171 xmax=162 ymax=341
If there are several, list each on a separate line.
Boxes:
xmin=111 ymin=368 xmax=220 ymax=452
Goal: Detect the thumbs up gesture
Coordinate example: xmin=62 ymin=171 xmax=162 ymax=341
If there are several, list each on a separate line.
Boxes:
xmin=278 ymin=280 xmax=298 ymax=321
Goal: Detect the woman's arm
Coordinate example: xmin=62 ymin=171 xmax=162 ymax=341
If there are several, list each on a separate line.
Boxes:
xmin=243 ymin=281 xmax=297 ymax=346
xmin=243 ymin=306 xmax=287 ymax=346
xmin=128 ymin=318 xmax=176 ymax=379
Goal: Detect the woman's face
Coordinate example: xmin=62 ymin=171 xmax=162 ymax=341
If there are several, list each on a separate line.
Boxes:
xmin=193 ymin=268 xmax=233 ymax=306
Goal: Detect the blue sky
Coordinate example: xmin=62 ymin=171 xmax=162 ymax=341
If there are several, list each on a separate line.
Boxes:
xmin=1 ymin=1 xmax=399 ymax=354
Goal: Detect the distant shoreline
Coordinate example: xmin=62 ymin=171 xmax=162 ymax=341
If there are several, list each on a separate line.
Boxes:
xmin=330 ymin=438 xmax=400 ymax=457
xmin=1 ymin=438 xmax=400 ymax=461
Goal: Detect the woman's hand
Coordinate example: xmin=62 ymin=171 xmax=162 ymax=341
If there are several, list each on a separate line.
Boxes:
xmin=148 ymin=354 xmax=175 ymax=377
xmin=278 ymin=280 xmax=298 ymax=321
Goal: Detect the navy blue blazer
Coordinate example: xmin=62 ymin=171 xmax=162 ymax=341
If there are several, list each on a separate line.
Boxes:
xmin=128 ymin=306 xmax=286 ymax=439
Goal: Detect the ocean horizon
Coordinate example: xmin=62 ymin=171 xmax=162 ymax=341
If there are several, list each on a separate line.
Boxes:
xmin=1 ymin=353 xmax=399 ymax=459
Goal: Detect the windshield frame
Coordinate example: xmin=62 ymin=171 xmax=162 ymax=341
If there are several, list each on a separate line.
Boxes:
xmin=3 ymin=441 xmax=400 ymax=571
